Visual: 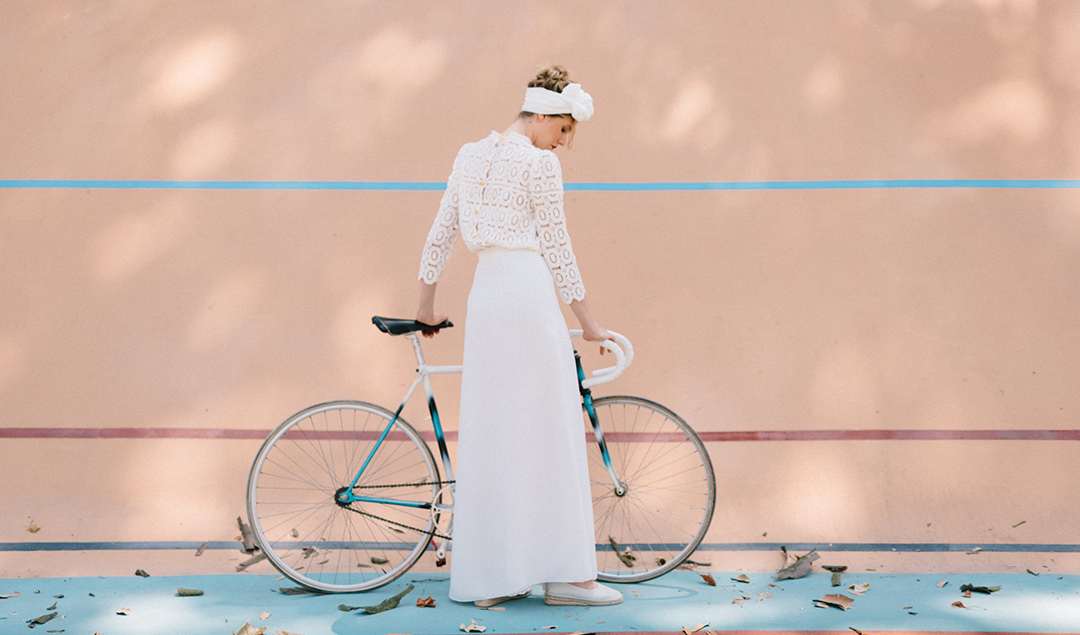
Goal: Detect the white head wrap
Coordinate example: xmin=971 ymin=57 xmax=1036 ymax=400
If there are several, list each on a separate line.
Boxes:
xmin=521 ymin=83 xmax=594 ymax=122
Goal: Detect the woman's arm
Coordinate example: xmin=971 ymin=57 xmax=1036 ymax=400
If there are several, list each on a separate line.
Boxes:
xmin=416 ymin=281 xmax=447 ymax=338
xmin=570 ymin=297 xmax=611 ymax=353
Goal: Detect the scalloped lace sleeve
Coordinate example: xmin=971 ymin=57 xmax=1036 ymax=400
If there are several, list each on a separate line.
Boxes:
xmin=418 ymin=161 xmax=461 ymax=285
xmin=531 ymin=151 xmax=586 ymax=304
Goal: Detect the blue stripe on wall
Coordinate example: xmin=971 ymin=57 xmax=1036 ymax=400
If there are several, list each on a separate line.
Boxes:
xmin=1 ymin=179 xmax=1078 ymax=191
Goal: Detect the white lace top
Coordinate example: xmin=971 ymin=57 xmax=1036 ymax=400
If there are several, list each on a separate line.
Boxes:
xmin=418 ymin=131 xmax=587 ymax=304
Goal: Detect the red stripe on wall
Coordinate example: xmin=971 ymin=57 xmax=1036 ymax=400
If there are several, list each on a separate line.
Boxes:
xmin=1 ymin=427 xmax=1077 ymax=441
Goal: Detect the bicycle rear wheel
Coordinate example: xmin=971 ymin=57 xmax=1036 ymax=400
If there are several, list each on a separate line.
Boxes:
xmin=587 ymin=396 xmax=715 ymax=583
xmin=247 ymin=400 xmax=440 ymax=592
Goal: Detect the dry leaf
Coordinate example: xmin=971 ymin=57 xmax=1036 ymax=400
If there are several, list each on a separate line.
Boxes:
xmin=290 ymin=528 xmax=299 ymax=538
xmin=360 ymin=584 xmax=413 ymax=614
xmin=177 ymin=587 xmax=204 ymax=597
xmin=822 ymin=565 xmax=847 ymax=572
xmin=195 ymin=541 xmax=210 ymax=557
xmin=260 ymin=611 xmax=271 ymax=620
xmin=961 ymin=590 xmax=972 ymax=598
xmin=416 ymin=596 xmax=436 ymax=608
xmin=28 ymin=521 xmax=40 ymax=533
xmin=849 ymin=583 xmax=870 ymax=596
xmin=46 ymin=602 xmax=57 ymax=610
xmin=542 ymin=627 xmax=558 ymax=630
xmin=732 ymin=574 xmax=750 ymax=583
xmin=831 ymin=572 xmax=842 ymax=586
xmin=483 ymin=606 xmax=506 ymax=611
xmin=235 ymin=623 xmax=267 ymax=635
xmin=237 ymin=516 xmax=258 ymax=553
xmin=0 ymin=591 xmax=22 ymax=598
xmin=370 ymin=556 xmax=388 ymax=565
xmin=685 ymin=558 xmax=711 ymax=566
xmin=960 ymin=583 xmax=1000 ymax=594
xmin=117 ymin=608 xmax=132 ymax=615
xmin=236 ymin=552 xmax=267 ymax=572
xmin=461 ymin=620 xmax=487 ymax=633
xmin=776 ymin=548 xmax=819 ymax=580
xmin=607 ymin=536 xmax=636 ymax=568
xmin=937 ymin=579 xmax=948 ymax=588
xmin=27 ymin=612 xmax=58 ymax=625
xmin=135 ymin=569 xmax=150 ymax=578
xmin=952 ymin=600 xmax=968 ymax=609
xmin=682 ymin=623 xmax=708 ymax=634
xmin=699 ymin=573 xmax=716 ymax=586
xmin=815 ymin=593 xmax=854 ymax=610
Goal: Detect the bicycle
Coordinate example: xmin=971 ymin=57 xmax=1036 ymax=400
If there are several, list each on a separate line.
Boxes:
xmin=246 ymin=316 xmax=716 ymax=592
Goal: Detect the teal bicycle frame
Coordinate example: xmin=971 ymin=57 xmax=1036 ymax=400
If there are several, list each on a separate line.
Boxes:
xmin=334 ymin=331 xmax=628 ymax=517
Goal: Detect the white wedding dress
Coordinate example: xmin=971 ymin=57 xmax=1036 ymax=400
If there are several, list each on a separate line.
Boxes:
xmin=418 ymin=132 xmax=597 ymax=601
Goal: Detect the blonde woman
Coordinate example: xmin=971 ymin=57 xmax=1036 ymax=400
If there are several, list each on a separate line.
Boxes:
xmin=416 ymin=66 xmax=622 ymax=608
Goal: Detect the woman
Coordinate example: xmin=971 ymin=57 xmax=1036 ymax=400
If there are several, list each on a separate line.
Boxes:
xmin=415 ymin=66 xmax=623 ymax=608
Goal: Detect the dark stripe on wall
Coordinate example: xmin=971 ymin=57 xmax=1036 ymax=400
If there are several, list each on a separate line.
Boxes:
xmin=2 ymin=428 xmax=1077 ymax=441
xmin=3 ymin=541 xmax=1078 ymax=553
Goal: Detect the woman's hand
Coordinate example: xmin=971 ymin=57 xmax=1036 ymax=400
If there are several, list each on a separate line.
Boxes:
xmin=417 ymin=281 xmax=447 ymax=338
xmin=570 ymin=297 xmax=611 ymax=355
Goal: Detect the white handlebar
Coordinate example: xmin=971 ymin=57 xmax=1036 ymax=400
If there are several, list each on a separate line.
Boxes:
xmin=567 ymin=330 xmax=634 ymax=389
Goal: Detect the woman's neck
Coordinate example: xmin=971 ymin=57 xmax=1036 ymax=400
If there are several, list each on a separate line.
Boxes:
xmin=503 ymin=119 xmax=533 ymax=146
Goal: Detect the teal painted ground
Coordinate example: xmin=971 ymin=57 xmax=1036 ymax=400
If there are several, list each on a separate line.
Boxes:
xmin=1 ymin=571 xmax=1077 ymax=634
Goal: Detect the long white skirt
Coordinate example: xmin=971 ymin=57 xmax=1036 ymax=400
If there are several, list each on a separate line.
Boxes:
xmin=448 ymin=247 xmax=597 ymax=602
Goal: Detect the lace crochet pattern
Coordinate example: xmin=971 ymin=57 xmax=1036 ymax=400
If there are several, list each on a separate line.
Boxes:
xmin=419 ymin=132 xmax=586 ymax=304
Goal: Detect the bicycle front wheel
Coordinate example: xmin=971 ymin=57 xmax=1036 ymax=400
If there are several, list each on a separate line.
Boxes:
xmin=247 ymin=400 xmax=440 ymax=592
xmin=587 ymin=396 xmax=716 ymax=583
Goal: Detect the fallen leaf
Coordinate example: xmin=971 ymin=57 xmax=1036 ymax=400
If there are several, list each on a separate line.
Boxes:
xmin=849 ymin=583 xmax=870 ymax=596
xmin=117 ymin=608 xmax=132 ymax=615
xmin=27 ymin=612 xmax=58 ymax=625
xmin=607 ymin=536 xmax=636 ymax=568
xmin=46 ymin=603 xmax=57 ymax=611
xmin=732 ymin=574 xmax=750 ymax=583
xmin=0 ymin=592 xmax=22 ymax=598
xmin=776 ymin=548 xmax=819 ymax=580
xmin=814 ymin=602 xmax=829 ymax=609
xmin=461 ymin=620 xmax=487 ymax=633
xmin=830 ymin=572 xmax=841 ymax=586
xmin=177 ymin=588 xmax=204 ymax=597
xmin=28 ymin=522 xmax=40 ymax=533
xmin=1012 ymin=520 xmax=1026 ymax=528
xmin=655 ymin=557 xmax=667 ymax=566
xmin=360 ymin=584 xmax=413 ymax=614
xmin=815 ymin=593 xmax=854 ymax=610
xmin=195 ymin=541 xmax=210 ymax=557
xmin=370 ymin=557 xmax=388 ymax=565
xmin=279 ymin=587 xmax=325 ymax=595
xmin=301 ymin=547 xmax=318 ymax=559
xmin=236 ymin=552 xmax=267 ymax=572
xmin=685 ymin=558 xmax=712 ymax=566
xmin=260 ymin=611 xmax=271 ymax=620
xmin=337 ymin=604 xmax=361 ymax=612
xmin=1027 ymin=569 xmax=1039 ymax=576
xmin=699 ymin=573 xmax=716 ymax=586
xmin=850 ymin=629 xmax=864 ymax=635
xmin=484 ymin=606 xmax=506 ymax=611
xmin=962 ymin=590 xmax=972 ymax=597
xmin=290 ymin=528 xmax=299 ymax=538
xmin=237 ymin=516 xmax=258 ymax=553
xmin=682 ymin=623 xmax=707 ymax=634
xmin=937 ymin=579 xmax=948 ymax=588
xmin=960 ymin=583 xmax=1000 ymax=594
xmin=135 ymin=569 xmax=150 ymax=578
xmin=542 ymin=627 xmax=558 ymax=630
xmin=416 ymin=596 xmax=436 ymax=608
xmin=822 ymin=565 xmax=848 ymax=572
xmin=235 ymin=623 xmax=267 ymax=635
xmin=952 ymin=600 xmax=968 ymax=609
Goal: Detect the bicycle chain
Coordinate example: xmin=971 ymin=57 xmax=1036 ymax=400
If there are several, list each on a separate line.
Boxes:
xmin=342 ymin=480 xmax=455 ymax=540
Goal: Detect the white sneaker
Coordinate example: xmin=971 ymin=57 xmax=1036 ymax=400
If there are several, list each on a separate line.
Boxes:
xmin=543 ymin=582 xmax=623 ymax=606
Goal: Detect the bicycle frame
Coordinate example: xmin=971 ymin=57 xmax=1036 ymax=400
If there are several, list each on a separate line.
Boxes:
xmin=334 ymin=332 xmax=628 ymax=509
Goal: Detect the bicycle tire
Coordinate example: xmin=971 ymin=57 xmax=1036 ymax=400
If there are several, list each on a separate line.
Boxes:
xmin=247 ymin=400 xmax=440 ymax=592
xmin=587 ymin=396 xmax=716 ymax=583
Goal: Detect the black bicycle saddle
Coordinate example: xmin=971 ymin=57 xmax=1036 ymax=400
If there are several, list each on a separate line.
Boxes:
xmin=371 ymin=315 xmax=454 ymax=335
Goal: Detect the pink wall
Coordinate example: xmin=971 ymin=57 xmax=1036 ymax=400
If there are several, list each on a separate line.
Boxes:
xmin=2 ymin=1 xmax=1078 ymax=577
